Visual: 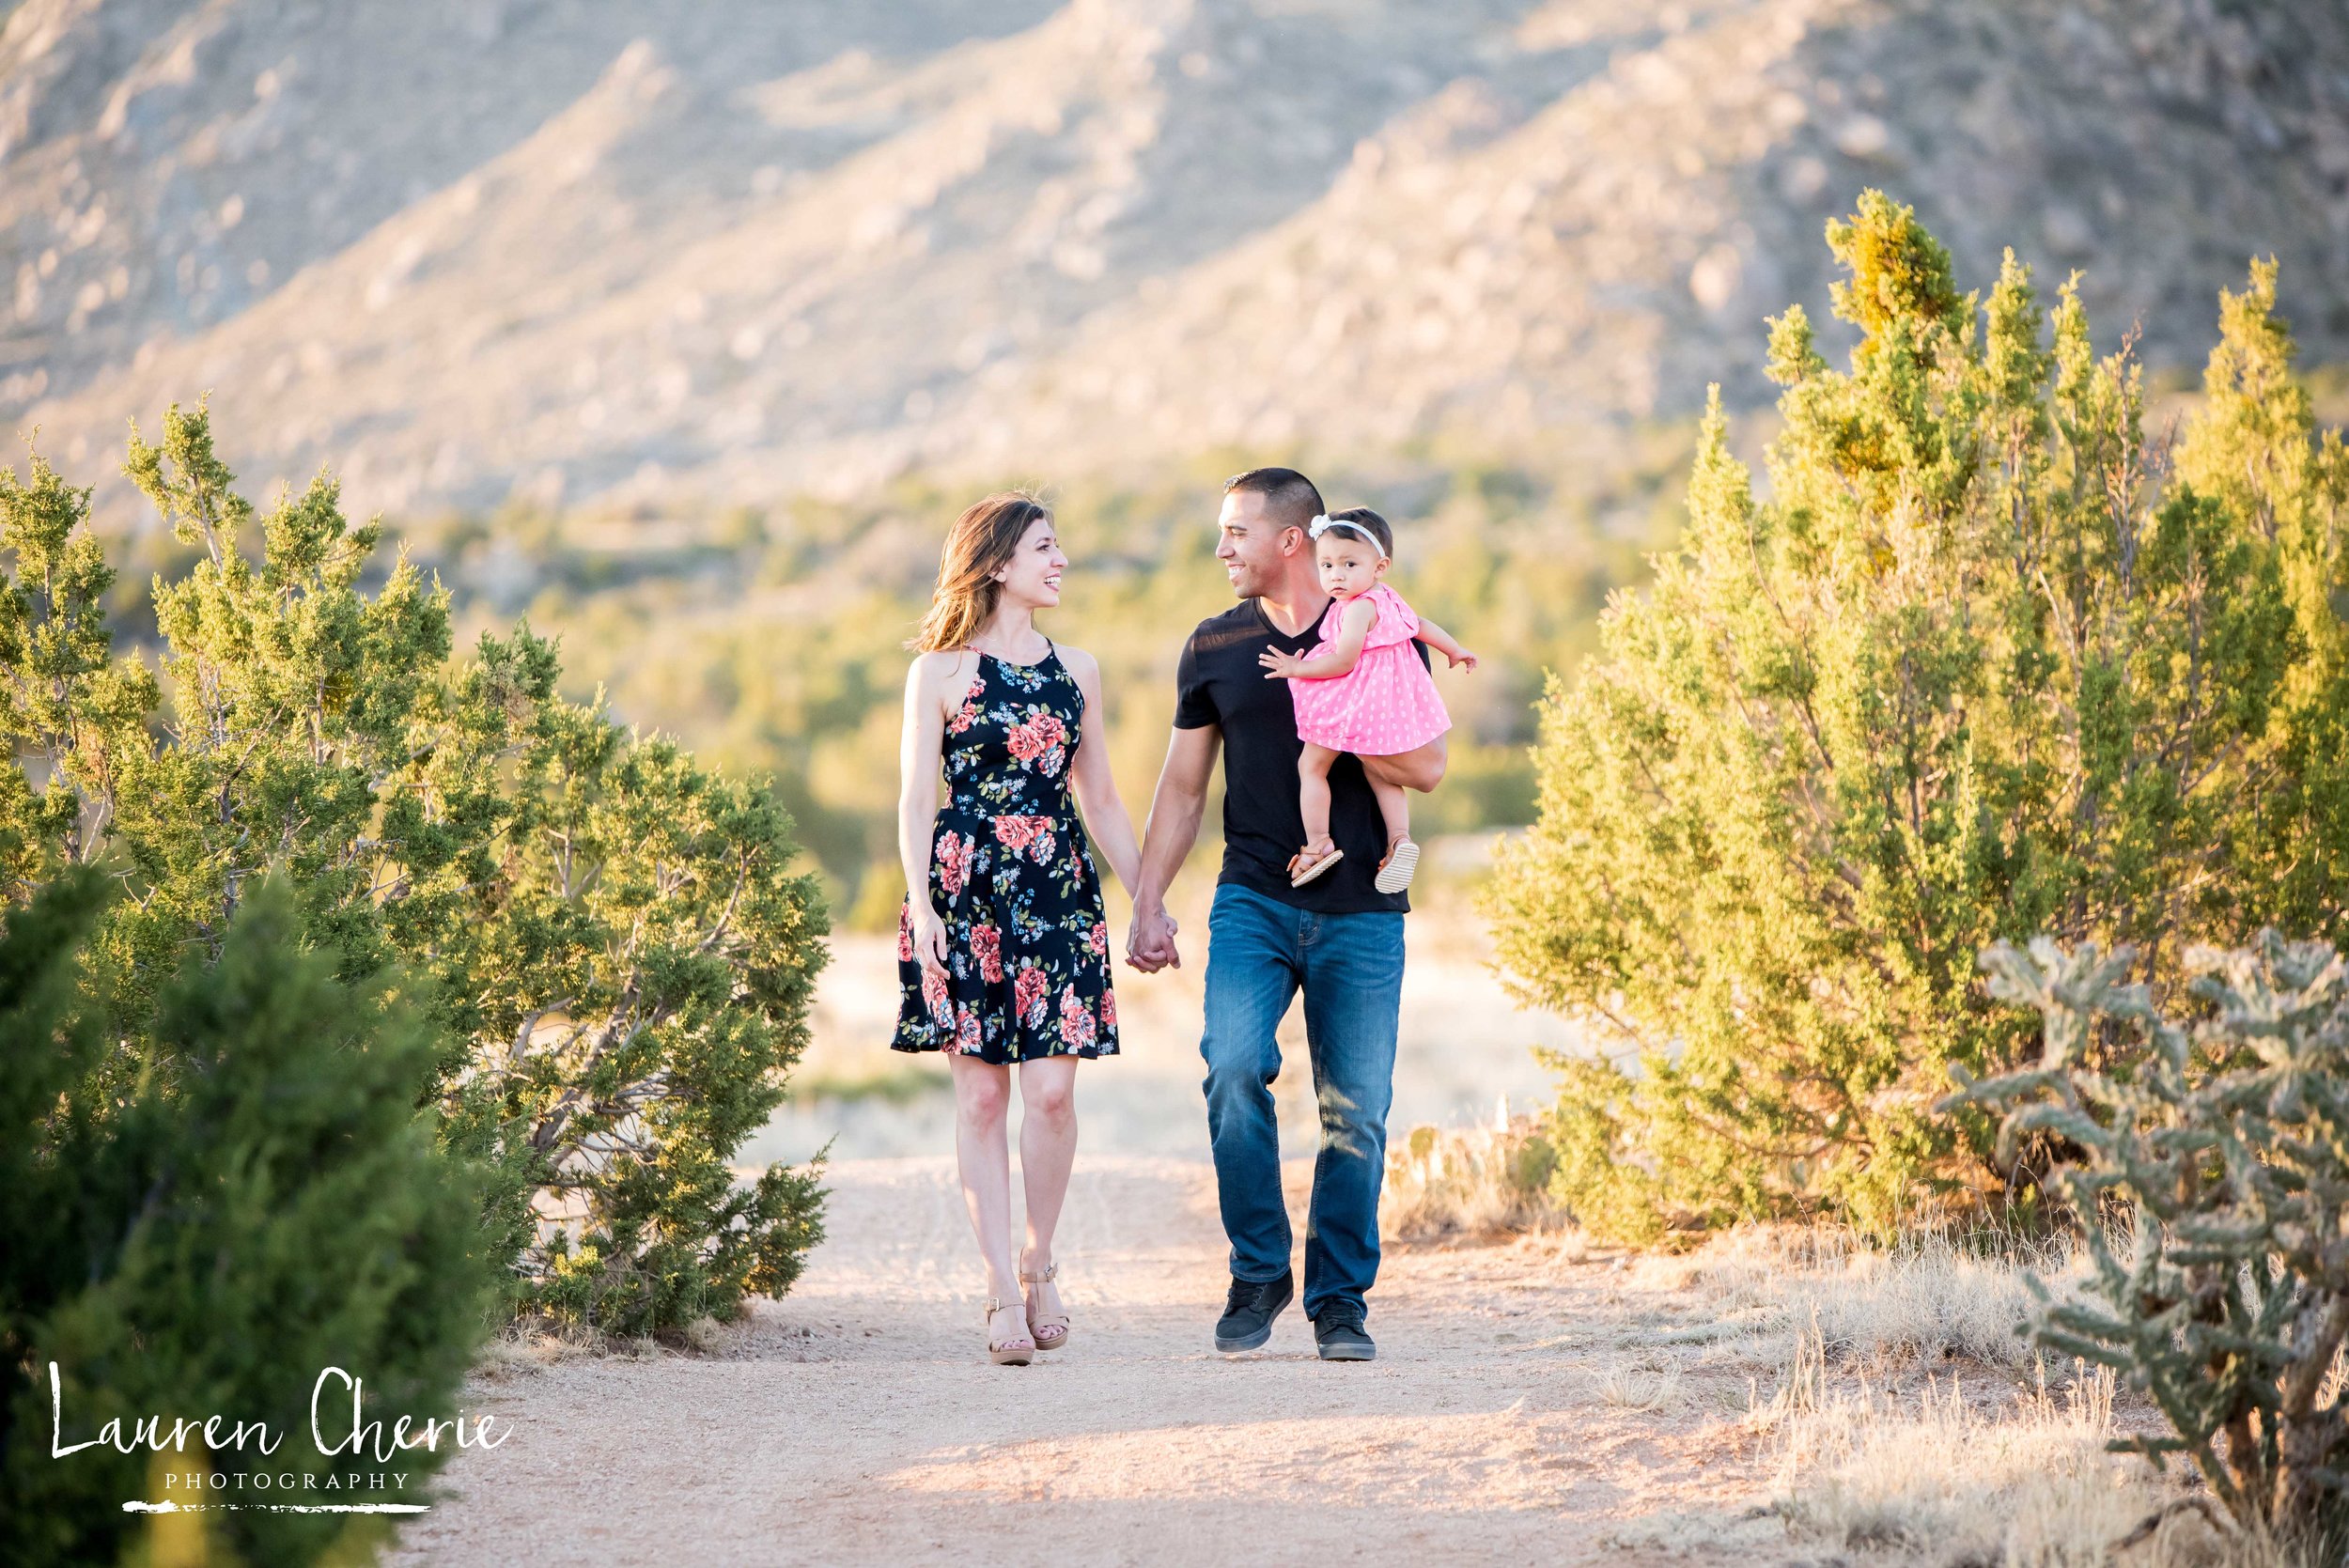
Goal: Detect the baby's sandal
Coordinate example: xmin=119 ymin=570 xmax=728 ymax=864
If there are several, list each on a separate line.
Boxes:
xmin=1288 ymin=840 xmax=1345 ymax=887
xmin=1374 ymin=835 xmax=1419 ymax=893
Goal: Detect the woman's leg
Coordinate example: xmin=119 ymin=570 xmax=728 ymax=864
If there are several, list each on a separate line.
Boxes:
xmin=947 ymin=1053 xmax=1020 ymax=1305
xmin=1018 ymin=1055 xmax=1081 ymax=1321
xmin=1297 ymin=743 xmax=1340 ymax=848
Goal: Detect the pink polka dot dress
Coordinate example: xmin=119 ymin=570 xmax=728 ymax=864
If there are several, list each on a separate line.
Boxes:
xmin=1284 ymin=584 xmax=1452 ymax=755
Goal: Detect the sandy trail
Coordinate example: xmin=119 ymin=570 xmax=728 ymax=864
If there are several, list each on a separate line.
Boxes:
xmin=387 ymin=1157 xmax=1769 ymax=1566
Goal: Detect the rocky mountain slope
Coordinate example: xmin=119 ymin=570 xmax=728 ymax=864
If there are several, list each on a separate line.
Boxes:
xmin=2 ymin=0 xmax=2343 ymax=526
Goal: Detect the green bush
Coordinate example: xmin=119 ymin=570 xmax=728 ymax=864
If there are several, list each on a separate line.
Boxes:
xmin=1486 ymin=193 xmax=2349 ymax=1239
xmin=0 ymin=402 xmax=830 ymax=1334
xmin=0 ymin=868 xmax=501 ymax=1568
xmin=1956 ymin=931 xmax=2349 ymax=1540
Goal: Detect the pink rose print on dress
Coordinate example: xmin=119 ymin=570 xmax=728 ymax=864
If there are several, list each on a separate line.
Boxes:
xmin=955 ymin=1002 xmax=983 ymax=1054
xmin=1004 ymin=710 xmax=1067 ymax=775
xmin=971 ymin=923 xmax=1003 ymax=983
xmin=897 ymin=903 xmax=914 ymax=962
xmin=1015 ymin=964 xmax=1050 ymax=1030
xmin=1003 ymin=711 xmax=1049 ymax=761
xmin=1100 ymin=988 xmax=1116 ymax=1031
xmin=936 ymin=831 xmax=970 ymax=897
xmin=1086 ymin=922 xmax=1107 ymax=957
xmin=921 ymin=965 xmax=950 ymax=1022
xmin=992 ymin=815 xmax=1048 ymax=852
xmin=1057 ymin=985 xmax=1096 ymax=1049
xmin=947 ymin=696 xmax=981 ymax=735
xmin=991 ymin=815 xmax=1056 ymax=864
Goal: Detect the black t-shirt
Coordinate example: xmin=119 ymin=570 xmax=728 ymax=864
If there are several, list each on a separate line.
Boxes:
xmin=1173 ymin=598 xmax=1426 ymax=914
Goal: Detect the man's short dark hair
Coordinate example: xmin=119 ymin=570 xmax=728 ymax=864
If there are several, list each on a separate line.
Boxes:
xmin=1222 ymin=466 xmax=1324 ymax=536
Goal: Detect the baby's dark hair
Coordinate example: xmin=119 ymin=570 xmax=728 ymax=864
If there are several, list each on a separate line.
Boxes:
xmin=1323 ymin=505 xmax=1393 ymax=559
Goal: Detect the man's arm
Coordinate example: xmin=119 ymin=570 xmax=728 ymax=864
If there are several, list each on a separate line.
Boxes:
xmin=1361 ymin=732 xmax=1447 ymax=793
xmin=1127 ymin=723 xmax=1221 ymax=971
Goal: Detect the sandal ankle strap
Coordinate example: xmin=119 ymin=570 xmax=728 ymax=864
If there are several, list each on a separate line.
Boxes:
xmin=1019 ymin=1262 xmax=1058 ymax=1282
xmin=984 ymin=1299 xmax=1032 ymax=1338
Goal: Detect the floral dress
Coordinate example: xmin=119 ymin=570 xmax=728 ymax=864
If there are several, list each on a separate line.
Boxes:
xmin=892 ymin=644 xmax=1119 ymax=1063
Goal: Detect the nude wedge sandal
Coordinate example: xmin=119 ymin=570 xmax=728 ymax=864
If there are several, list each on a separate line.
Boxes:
xmin=1021 ymin=1262 xmax=1070 ymax=1351
xmin=985 ymin=1297 xmax=1034 ymax=1366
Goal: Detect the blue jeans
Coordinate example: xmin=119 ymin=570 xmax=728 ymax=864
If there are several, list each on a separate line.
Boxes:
xmin=1199 ymin=882 xmax=1404 ymax=1321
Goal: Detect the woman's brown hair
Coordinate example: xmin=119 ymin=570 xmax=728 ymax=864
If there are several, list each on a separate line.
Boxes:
xmin=907 ymin=491 xmax=1052 ymax=653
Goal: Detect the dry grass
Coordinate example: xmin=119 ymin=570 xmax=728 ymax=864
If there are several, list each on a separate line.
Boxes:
xmin=1709 ymin=1229 xmax=2182 ymax=1562
xmin=1592 ymin=1222 xmax=2281 ymax=1565
xmin=1638 ymin=1230 xmax=2344 ymax=1567
xmin=1371 ymin=1144 xmax=2212 ymax=1561
xmin=1747 ymin=1332 xmax=2346 ymax=1567
xmin=1762 ymin=1335 xmax=2170 ymax=1565
xmin=1377 ymin=1114 xmax=2212 ymax=1562
xmin=1379 ymin=1118 xmax=2087 ymax=1383
xmin=470 ymin=1310 xmax=746 ymax=1378
xmin=1595 ymin=1356 xmax=1688 ymax=1415
xmin=1656 ymin=1222 xmax=2094 ymax=1372
xmin=1380 ymin=1110 xmax=1567 ymax=1242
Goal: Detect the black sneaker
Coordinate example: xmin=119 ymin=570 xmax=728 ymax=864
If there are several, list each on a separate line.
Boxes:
xmin=1214 ymin=1270 xmax=1294 ymax=1352
xmin=1313 ymin=1306 xmax=1376 ymax=1361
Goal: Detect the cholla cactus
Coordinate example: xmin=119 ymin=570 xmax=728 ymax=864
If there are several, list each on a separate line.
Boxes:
xmin=1953 ymin=931 xmax=2349 ymax=1531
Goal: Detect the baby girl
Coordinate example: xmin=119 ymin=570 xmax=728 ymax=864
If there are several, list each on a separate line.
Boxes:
xmin=1257 ymin=506 xmax=1475 ymax=893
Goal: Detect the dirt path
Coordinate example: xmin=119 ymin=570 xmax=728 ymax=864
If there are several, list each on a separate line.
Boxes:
xmin=386 ymin=1157 xmax=1770 ymax=1566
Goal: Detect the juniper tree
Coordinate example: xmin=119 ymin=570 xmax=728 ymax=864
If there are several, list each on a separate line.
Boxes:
xmin=1486 ymin=194 xmax=2349 ymax=1240
xmin=0 ymin=867 xmax=502 ymax=1568
xmin=0 ymin=402 xmax=830 ymax=1333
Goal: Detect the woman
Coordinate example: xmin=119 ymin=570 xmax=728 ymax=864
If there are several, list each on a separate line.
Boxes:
xmin=892 ymin=491 xmax=1143 ymax=1366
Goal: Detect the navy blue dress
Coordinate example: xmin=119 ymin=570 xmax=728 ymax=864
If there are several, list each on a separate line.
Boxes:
xmin=892 ymin=646 xmax=1120 ymax=1063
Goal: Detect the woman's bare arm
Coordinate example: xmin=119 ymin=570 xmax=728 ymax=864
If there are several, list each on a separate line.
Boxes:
xmin=896 ymin=651 xmax=963 ymax=970
xmin=1059 ymin=646 xmax=1143 ymax=897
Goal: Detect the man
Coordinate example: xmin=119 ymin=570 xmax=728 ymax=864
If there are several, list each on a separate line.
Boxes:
xmin=1126 ymin=467 xmax=1442 ymax=1362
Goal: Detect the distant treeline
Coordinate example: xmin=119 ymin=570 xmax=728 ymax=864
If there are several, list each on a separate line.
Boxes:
xmin=322 ymin=442 xmax=1703 ymax=924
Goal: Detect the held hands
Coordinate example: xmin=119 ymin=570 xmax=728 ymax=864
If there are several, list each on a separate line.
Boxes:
xmin=1125 ymin=905 xmax=1180 ymax=972
xmin=1257 ymin=648 xmax=1306 ymax=680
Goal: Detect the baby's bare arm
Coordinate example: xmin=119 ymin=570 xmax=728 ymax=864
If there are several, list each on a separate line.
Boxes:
xmin=1260 ymin=598 xmax=1377 ymax=680
xmin=1413 ymin=616 xmax=1461 ymax=660
xmin=1414 ymin=615 xmax=1475 ymax=669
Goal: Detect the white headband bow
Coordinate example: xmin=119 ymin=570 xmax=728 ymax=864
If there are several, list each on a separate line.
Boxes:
xmin=1307 ymin=513 xmax=1385 ymax=554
